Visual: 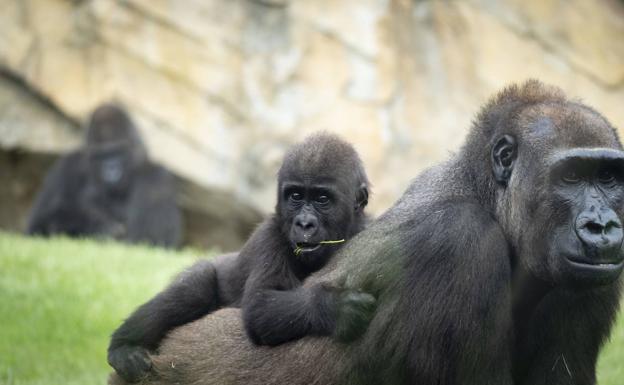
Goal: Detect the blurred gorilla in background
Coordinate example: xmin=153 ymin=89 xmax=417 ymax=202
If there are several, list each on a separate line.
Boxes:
xmin=27 ymin=103 xmax=182 ymax=248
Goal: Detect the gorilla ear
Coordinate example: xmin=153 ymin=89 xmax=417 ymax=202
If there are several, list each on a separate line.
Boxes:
xmin=491 ymin=135 xmax=517 ymax=186
xmin=355 ymin=184 xmax=369 ymax=211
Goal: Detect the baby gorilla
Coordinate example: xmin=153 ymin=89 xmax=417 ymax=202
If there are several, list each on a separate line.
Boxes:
xmin=108 ymin=133 xmax=375 ymax=383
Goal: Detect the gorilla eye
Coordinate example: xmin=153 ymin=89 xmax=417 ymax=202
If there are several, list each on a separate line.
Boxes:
xmin=316 ymin=195 xmax=330 ymax=205
xmin=290 ymin=192 xmax=303 ymax=202
xmin=598 ymin=169 xmax=616 ymax=185
xmin=561 ymin=169 xmax=581 ymax=184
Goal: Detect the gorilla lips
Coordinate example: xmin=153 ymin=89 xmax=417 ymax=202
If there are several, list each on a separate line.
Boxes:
xmin=294 ymin=239 xmax=345 ymax=256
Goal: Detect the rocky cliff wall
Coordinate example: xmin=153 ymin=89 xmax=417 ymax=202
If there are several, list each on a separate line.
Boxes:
xmin=1 ymin=0 xmax=623 ymax=248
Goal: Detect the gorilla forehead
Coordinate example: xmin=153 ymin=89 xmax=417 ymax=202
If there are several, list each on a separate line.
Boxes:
xmin=86 ymin=103 xmax=141 ymax=146
xmin=519 ymin=104 xmax=621 ymax=150
xmin=278 ymin=133 xmax=368 ymax=188
xmin=469 ymin=80 xmax=620 ymax=153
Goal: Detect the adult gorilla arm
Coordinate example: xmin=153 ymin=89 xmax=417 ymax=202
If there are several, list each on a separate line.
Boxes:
xmin=27 ymin=152 xmax=117 ymax=236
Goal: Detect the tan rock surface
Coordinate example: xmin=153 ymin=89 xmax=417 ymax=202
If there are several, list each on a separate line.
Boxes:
xmin=1 ymin=0 xmax=623 ymax=248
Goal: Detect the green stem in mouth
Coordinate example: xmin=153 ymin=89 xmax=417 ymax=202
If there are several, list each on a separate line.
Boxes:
xmin=318 ymin=239 xmax=346 ymax=245
xmin=294 ymin=239 xmax=346 ymax=256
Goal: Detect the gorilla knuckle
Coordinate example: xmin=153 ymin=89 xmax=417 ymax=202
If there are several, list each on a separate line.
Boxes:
xmin=109 ymin=345 xmax=152 ymax=383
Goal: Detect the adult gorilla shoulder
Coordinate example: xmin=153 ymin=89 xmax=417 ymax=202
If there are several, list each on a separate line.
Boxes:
xmin=27 ymin=103 xmax=182 ymax=248
xmin=108 ymin=133 xmax=374 ymax=383
xmin=111 ymin=81 xmax=624 ymax=385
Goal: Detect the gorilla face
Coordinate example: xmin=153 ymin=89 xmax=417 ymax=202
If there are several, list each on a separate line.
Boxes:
xmin=100 ymin=157 xmax=124 ymax=184
xmin=84 ymin=104 xmax=146 ymax=196
xmin=546 ymin=149 xmax=624 ymax=286
xmin=272 ymin=133 xmax=369 ymax=269
xmin=88 ymin=144 xmax=133 ymax=193
xmin=277 ymin=177 xmax=363 ymax=268
xmin=493 ymin=126 xmax=624 ymax=287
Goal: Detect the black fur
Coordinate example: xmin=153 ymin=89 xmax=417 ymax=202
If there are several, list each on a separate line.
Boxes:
xmin=26 ymin=104 xmax=181 ymax=248
xmin=107 ymin=133 xmax=373 ymax=383
xmin=109 ymin=80 xmax=624 ymax=385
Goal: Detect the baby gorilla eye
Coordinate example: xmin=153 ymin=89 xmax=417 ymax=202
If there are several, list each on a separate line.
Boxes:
xmin=316 ymin=195 xmax=330 ymax=204
xmin=290 ymin=192 xmax=303 ymax=202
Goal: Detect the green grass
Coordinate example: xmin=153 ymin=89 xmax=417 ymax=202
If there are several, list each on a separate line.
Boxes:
xmin=0 ymin=232 xmax=204 ymax=385
xmin=0 ymin=232 xmax=622 ymax=384
xmin=598 ymin=312 xmax=624 ymax=385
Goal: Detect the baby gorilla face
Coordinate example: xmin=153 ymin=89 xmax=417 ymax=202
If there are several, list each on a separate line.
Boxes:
xmin=278 ymin=179 xmax=354 ymax=269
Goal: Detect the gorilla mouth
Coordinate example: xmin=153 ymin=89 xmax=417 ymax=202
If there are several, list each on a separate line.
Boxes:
xmin=294 ymin=243 xmax=321 ymax=255
xmin=565 ymin=255 xmax=624 ymax=272
xmin=293 ymin=239 xmax=346 ymax=255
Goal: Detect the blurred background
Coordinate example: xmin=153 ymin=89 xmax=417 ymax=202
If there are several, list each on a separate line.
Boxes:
xmin=1 ymin=0 xmax=624 ymax=251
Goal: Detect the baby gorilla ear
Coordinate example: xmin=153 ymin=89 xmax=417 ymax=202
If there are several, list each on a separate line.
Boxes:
xmin=491 ymin=135 xmax=517 ymax=186
xmin=355 ymin=184 xmax=369 ymax=211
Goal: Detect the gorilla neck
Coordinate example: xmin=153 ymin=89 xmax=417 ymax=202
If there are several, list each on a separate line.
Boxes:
xmin=452 ymin=154 xmax=555 ymax=334
xmin=510 ymin=265 xmax=557 ymax=381
xmin=511 ymin=266 xmax=551 ymax=338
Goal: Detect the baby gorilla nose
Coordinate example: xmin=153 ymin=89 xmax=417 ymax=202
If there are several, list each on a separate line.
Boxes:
xmin=575 ymin=209 xmax=624 ymax=264
xmin=294 ymin=212 xmax=319 ymax=238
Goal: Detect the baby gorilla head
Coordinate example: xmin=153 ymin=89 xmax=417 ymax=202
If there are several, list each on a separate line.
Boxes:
xmin=276 ymin=133 xmax=370 ymax=269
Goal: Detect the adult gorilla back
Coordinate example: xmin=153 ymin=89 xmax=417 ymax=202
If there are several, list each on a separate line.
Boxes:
xmin=111 ymin=81 xmax=624 ymax=385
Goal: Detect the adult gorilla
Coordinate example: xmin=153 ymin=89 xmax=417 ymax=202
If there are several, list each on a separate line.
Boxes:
xmin=27 ymin=104 xmax=181 ymax=248
xmin=110 ymin=81 xmax=624 ymax=385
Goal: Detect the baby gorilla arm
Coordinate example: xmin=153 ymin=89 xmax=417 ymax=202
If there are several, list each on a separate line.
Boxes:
xmin=242 ymin=268 xmax=376 ymax=346
xmin=108 ymin=260 xmax=219 ymax=383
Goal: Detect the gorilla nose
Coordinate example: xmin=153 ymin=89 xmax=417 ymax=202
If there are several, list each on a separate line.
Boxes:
xmin=575 ymin=209 xmax=623 ymax=262
xmin=294 ymin=213 xmax=319 ymax=237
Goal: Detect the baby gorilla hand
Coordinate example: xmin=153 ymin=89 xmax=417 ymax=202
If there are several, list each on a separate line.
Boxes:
xmin=333 ymin=290 xmax=376 ymax=343
xmin=108 ymin=345 xmax=152 ymax=383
